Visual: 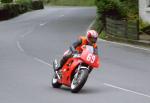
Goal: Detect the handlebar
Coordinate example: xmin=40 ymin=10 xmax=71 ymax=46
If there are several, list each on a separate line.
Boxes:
xmin=73 ymin=53 xmax=80 ymax=58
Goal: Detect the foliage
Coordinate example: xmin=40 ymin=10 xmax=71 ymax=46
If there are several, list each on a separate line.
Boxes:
xmin=0 ymin=0 xmax=44 ymax=21
xmin=1 ymin=0 xmax=13 ymax=3
xmin=139 ymin=18 xmax=150 ymax=34
xmin=32 ymin=1 xmax=44 ymax=10
xmin=95 ymin=0 xmax=138 ymax=20
xmin=95 ymin=0 xmax=127 ymax=20
xmin=99 ymin=31 xmax=107 ymax=39
xmin=139 ymin=18 xmax=150 ymax=29
xmin=47 ymin=0 xmax=95 ymax=6
xmin=0 ymin=3 xmax=20 ymax=20
xmin=43 ymin=0 xmax=51 ymax=4
xmin=15 ymin=0 xmax=32 ymax=4
xmin=15 ymin=0 xmax=32 ymax=10
xmin=120 ymin=0 xmax=138 ymax=20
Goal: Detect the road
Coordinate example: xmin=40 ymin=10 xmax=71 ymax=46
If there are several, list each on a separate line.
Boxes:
xmin=0 ymin=7 xmax=150 ymax=103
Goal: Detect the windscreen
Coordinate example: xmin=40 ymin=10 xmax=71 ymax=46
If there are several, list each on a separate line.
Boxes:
xmin=85 ymin=45 xmax=94 ymax=53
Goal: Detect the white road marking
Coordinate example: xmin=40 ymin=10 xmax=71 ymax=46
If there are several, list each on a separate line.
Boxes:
xmin=60 ymin=15 xmax=64 ymax=17
xmin=99 ymin=38 xmax=150 ymax=52
xmin=104 ymin=83 xmax=150 ymax=98
xmin=16 ymin=41 xmax=24 ymax=52
xmin=40 ymin=22 xmax=47 ymax=26
xmin=16 ymin=40 xmax=53 ymax=67
xmin=34 ymin=57 xmax=52 ymax=67
xmin=21 ymin=30 xmax=33 ymax=38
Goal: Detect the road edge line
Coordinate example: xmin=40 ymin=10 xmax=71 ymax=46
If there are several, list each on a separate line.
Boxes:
xmin=104 ymin=83 xmax=150 ymax=98
xmin=34 ymin=57 xmax=52 ymax=67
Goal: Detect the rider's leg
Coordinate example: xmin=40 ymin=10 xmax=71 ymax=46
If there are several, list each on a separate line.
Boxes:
xmin=56 ymin=51 xmax=72 ymax=71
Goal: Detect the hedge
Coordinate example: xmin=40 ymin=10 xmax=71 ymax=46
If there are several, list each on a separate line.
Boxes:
xmin=1 ymin=0 xmax=13 ymax=3
xmin=0 ymin=3 xmax=30 ymax=20
xmin=15 ymin=0 xmax=32 ymax=10
xmin=47 ymin=0 xmax=95 ymax=6
xmin=0 ymin=1 xmax=44 ymax=21
xmin=96 ymin=0 xmax=127 ymax=20
xmin=141 ymin=26 xmax=150 ymax=34
xmin=32 ymin=1 xmax=44 ymax=10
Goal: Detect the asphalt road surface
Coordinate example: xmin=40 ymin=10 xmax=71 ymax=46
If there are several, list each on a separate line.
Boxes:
xmin=0 ymin=7 xmax=150 ymax=103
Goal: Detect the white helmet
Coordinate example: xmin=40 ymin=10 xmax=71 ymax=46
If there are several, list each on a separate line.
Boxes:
xmin=86 ymin=30 xmax=98 ymax=44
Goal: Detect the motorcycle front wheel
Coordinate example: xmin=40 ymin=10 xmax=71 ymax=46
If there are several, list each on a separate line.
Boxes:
xmin=51 ymin=75 xmax=61 ymax=88
xmin=71 ymin=69 xmax=89 ymax=93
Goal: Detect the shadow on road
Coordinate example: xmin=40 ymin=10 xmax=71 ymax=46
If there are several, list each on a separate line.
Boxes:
xmin=49 ymin=83 xmax=116 ymax=94
xmin=50 ymin=86 xmax=102 ymax=94
xmin=80 ymin=88 xmax=101 ymax=94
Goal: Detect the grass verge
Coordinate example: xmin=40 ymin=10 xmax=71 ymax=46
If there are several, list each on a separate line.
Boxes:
xmin=46 ymin=0 xmax=95 ymax=6
xmin=101 ymin=33 xmax=150 ymax=48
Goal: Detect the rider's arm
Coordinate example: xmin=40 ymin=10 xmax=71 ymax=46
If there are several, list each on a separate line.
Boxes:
xmin=94 ymin=47 xmax=98 ymax=55
xmin=70 ymin=39 xmax=82 ymax=53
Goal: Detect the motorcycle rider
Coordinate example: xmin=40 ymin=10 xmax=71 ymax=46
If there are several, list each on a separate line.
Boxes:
xmin=55 ymin=30 xmax=99 ymax=71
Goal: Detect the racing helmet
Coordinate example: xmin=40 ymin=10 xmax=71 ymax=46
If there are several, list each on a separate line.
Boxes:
xmin=86 ymin=30 xmax=98 ymax=44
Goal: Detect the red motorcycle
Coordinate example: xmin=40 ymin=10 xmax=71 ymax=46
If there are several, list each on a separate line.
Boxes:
xmin=52 ymin=45 xmax=100 ymax=93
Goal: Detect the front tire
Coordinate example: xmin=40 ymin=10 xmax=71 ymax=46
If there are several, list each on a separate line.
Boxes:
xmin=71 ymin=69 xmax=89 ymax=93
xmin=51 ymin=75 xmax=61 ymax=88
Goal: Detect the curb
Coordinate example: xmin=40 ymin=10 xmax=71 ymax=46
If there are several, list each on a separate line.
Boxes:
xmin=104 ymin=34 xmax=150 ymax=48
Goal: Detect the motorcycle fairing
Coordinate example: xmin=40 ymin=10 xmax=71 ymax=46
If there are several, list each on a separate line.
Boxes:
xmin=60 ymin=57 xmax=82 ymax=86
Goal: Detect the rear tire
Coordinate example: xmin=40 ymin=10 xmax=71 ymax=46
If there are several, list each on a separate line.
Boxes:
xmin=71 ymin=69 xmax=89 ymax=93
xmin=51 ymin=75 xmax=61 ymax=88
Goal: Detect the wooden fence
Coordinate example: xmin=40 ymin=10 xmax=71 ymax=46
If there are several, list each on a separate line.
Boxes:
xmin=106 ymin=18 xmax=139 ymax=40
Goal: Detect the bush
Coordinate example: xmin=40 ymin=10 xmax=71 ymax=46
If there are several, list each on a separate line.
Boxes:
xmin=95 ymin=0 xmax=138 ymax=20
xmin=47 ymin=0 xmax=95 ymax=6
xmin=15 ymin=0 xmax=44 ymax=10
xmin=139 ymin=18 xmax=150 ymax=34
xmin=96 ymin=0 xmax=127 ymax=20
xmin=0 ymin=3 xmax=21 ymax=20
xmin=6 ymin=3 xmax=20 ymax=17
xmin=43 ymin=0 xmax=51 ymax=4
xmin=1 ymin=0 xmax=13 ymax=3
xmin=95 ymin=0 xmax=127 ymax=33
xmin=0 ymin=3 xmax=28 ymax=20
xmin=0 ymin=5 xmax=10 ymax=20
xmin=15 ymin=0 xmax=32 ymax=10
xmin=18 ymin=4 xmax=28 ymax=13
xmin=32 ymin=1 xmax=44 ymax=10
xmin=120 ymin=0 xmax=138 ymax=20
xmin=142 ymin=26 xmax=150 ymax=34
xmin=0 ymin=0 xmax=44 ymax=21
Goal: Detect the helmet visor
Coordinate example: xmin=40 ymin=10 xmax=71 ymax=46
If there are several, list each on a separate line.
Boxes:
xmin=89 ymin=37 xmax=97 ymax=43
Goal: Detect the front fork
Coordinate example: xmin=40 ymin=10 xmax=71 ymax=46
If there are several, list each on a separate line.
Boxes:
xmin=75 ymin=64 xmax=91 ymax=79
xmin=77 ymin=64 xmax=92 ymax=73
xmin=55 ymin=71 xmax=61 ymax=80
xmin=53 ymin=60 xmax=61 ymax=79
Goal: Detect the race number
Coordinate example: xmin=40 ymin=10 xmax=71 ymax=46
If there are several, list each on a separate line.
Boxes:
xmin=87 ymin=53 xmax=96 ymax=63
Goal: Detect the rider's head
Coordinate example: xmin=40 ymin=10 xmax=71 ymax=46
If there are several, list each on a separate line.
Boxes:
xmin=86 ymin=30 xmax=98 ymax=45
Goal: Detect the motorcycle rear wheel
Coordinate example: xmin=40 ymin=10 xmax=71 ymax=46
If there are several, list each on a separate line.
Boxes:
xmin=71 ymin=69 xmax=89 ymax=93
